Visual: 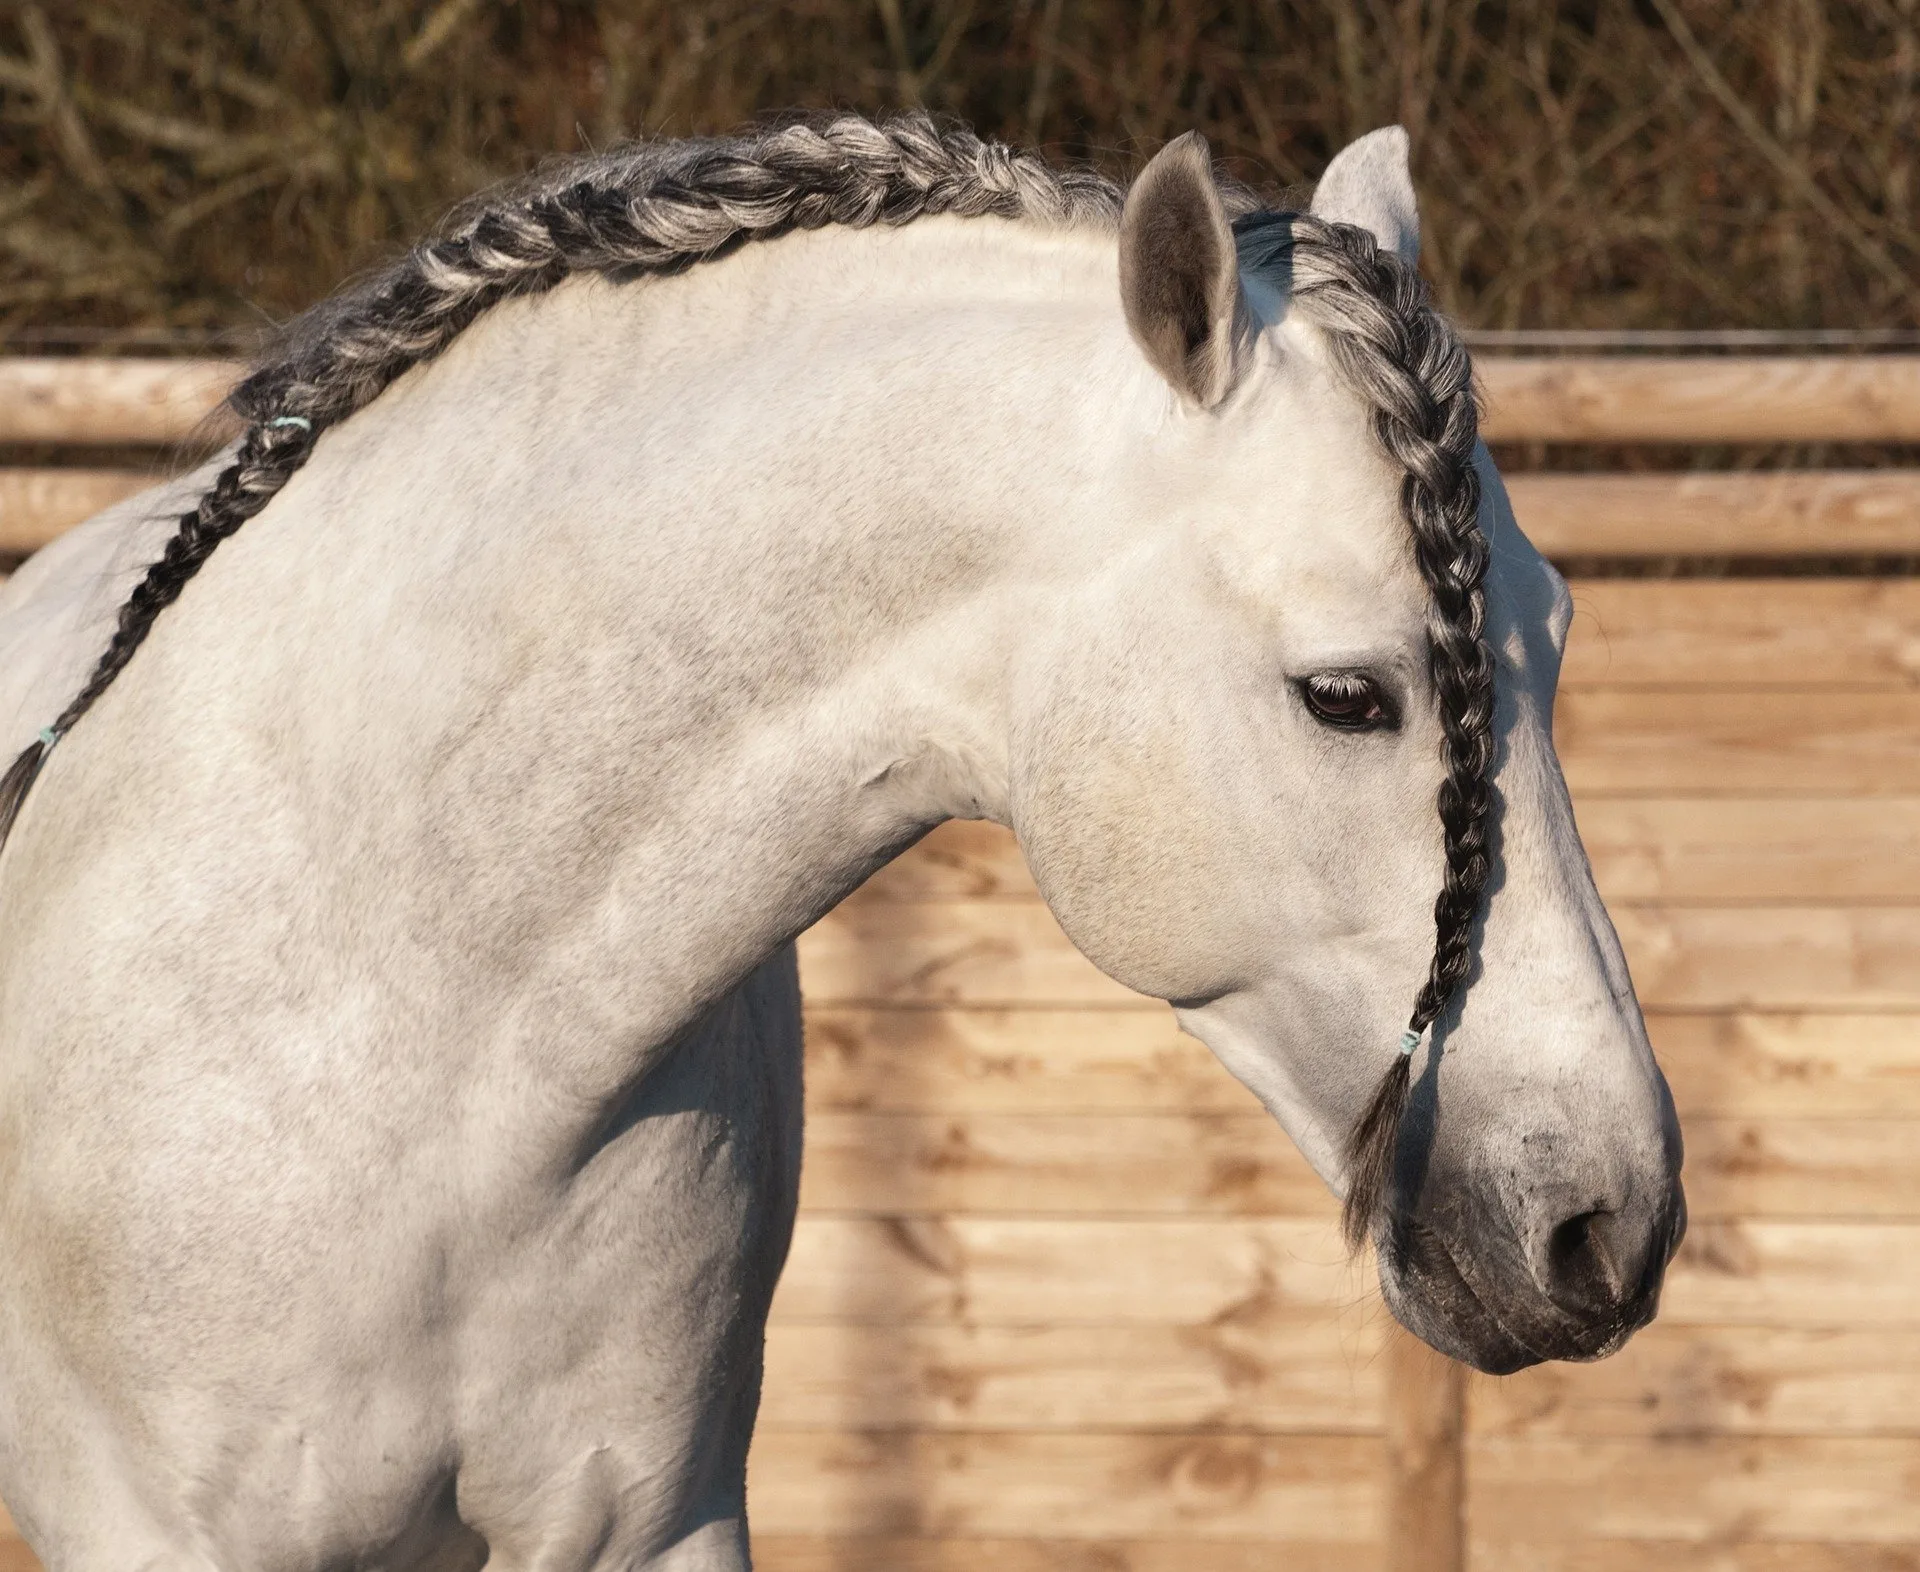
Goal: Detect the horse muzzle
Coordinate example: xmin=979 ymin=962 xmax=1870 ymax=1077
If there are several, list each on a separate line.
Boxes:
xmin=1375 ymin=1177 xmax=1687 ymax=1375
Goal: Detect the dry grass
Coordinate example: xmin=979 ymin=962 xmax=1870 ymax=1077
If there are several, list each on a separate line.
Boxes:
xmin=0 ymin=1 xmax=1916 ymax=335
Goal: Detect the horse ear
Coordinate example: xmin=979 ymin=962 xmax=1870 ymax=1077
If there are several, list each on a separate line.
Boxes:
xmin=1119 ymin=131 xmax=1243 ymax=409
xmin=1310 ymin=126 xmax=1420 ymax=264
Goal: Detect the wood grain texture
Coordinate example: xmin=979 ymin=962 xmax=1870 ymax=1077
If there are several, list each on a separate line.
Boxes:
xmin=803 ymin=899 xmax=1920 ymax=1010
xmin=753 ymin=1538 xmax=1373 ymax=1572
xmin=1562 ymin=579 xmax=1920 ymax=689
xmin=743 ymin=1430 xmax=1381 ymax=1539
xmin=801 ymin=1007 xmax=1920 ymax=1116
xmin=865 ymin=799 xmax=1920 ymax=908
xmin=1677 ymin=1119 xmax=1920 ymax=1218
xmin=759 ymin=1318 xmax=1382 ymax=1431
xmin=0 ymin=358 xmax=239 ymax=445
xmin=798 ymin=1113 xmax=1920 ymax=1219
xmin=1383 ymin=1326 xmax=1464 ymax=1572
xmin=1477 ymin=356 xmax=1920 ymax=443
xmin=1556 ymin=689 xmax=1920 ymax=795
xmin=799 ymin=1112 xmax=1331 ymax=1216
xmin=1471 ymin=1544 xmax=1920 ymax=1572
xmin=1663 ymin=1220 xmax=1920 ymax=1327
xmin=770 ymin=1215 xmax=1367 ymax=1324
xmin=0 ymin=468 xmax=151 ymax=553
xmin=1508 ymin=470 xmax=1920 ymax=557
xmin=1577 ymin=798 xmax=1920 ymax=903
xmin=1475 ymin=1324 xmax=1920 ymax=1438
xmin=2 ymin=354 xmax=1909 ymax=449
xmin=1650 ymin=1011 xmax=1920 ymax=1118
xmin=772 ymin=1216 xmax=1920 ymax=1329
xmin=800 ymin=1006 xmax=1260 ymax=1114
xmin=1467 ymin=1435 xmax=1920 ymax=1540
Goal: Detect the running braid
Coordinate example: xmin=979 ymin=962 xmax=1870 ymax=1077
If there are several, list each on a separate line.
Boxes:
xmin=0 ymin=122 xmax=1496 ymax=1263
xmin=1236 ymin=211 xmax=1495 ymax=1251
xmin=0 ymin=115 xmax=1119 ymax=843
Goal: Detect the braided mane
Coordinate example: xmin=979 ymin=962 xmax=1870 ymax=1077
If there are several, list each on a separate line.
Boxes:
xmin=0 ymin=114 xmax=1491 ymax=1255
xmin=1233 ymin=213 xmax=1493 ymax=1250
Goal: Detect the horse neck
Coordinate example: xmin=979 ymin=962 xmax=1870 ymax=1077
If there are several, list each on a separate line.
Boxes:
xmin=228 ymin=219 xmax=1134 ymax=1070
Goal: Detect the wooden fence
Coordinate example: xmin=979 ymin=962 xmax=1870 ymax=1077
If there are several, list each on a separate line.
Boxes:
xmin=4 ymin=358 xmax=1920 ymax=1570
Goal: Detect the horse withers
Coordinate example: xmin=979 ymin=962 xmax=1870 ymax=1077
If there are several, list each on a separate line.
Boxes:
xmin=0 ymin=117 xmax=1682 ymax=1570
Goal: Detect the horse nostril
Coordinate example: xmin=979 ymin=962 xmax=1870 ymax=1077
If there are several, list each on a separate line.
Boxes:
xmin=1544 ymin=1208 xmax=1626 ymax=1309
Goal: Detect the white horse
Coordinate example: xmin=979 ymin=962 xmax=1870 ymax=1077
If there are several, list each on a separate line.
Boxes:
xmin=0 ymin=117 xmax=1682 ymax=1571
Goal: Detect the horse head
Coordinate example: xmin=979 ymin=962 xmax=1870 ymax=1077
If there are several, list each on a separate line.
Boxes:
xmin=1007 ymin=129 xmax=1685 ymax=1374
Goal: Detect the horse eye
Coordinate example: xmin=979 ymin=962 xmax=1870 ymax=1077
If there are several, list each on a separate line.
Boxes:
xmin=1300 ymin=672 xmax=1394 ymax=731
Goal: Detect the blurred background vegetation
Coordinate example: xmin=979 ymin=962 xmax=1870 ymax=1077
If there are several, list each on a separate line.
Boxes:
xmin=0 ymin=0 xmax=1915 ymax=340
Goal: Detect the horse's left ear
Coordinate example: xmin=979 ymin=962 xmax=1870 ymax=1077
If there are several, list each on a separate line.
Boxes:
xmin=1310 ymin=126 xmax=1420 ymax=264
xmin=1119 ymin=131 xmax=1243 ymax=409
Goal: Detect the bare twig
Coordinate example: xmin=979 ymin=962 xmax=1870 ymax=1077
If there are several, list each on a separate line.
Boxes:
xmin=404 ymin=0 xmax=489 ymax=74
xmin=1646 ymin=0 xmax=1918 ymax=308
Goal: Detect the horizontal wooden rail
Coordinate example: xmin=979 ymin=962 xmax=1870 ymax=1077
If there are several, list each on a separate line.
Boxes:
xmin=1478 ymin=355 xmax=1920 ymax=443
xmin=2 ymin=356 xmax=1919 ymax=449
xmin=7 ymin=465 xmax=1919 ymax=561
xmin=0 ymin=357 xmax=239 ymax=446
xmin=0 ymin=468 xmax=152 ymax=553
xmin=1502 ymin=470 xmax=1920 ymax=556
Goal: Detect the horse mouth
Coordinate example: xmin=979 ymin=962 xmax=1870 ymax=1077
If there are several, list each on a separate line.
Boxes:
xmin=1375 ymin=1204 xmax=1677 ymax=1374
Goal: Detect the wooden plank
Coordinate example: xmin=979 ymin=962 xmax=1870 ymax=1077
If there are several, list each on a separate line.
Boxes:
xmin=798 ymin=900 xmax=1143 ymax=1008
xmin=804 ymin=900 xmax=1920 ymax=1010
xmin=1677 ymin=1119 xmax=1920 ymax=1219
xmin=1557 ymin=689 xmax=1920 ymax=796
xmin=1561 ymin=578 xmax=1920 ymax=690
xmin=800 ymin=1112 xmax=1330 ymax=1216
xmin=1384 ymin=1325 xmax=1464 ymax=1572
xmin=852 ymin=821 xmax=1033 ymax=903
xmin=0 ymin=355 xmax=1909 ymax=448
xmin=773 ymin=1215 xmax=1920 ymax=1328
xmin=754 ymin=1539 xmax=1370 ymax=1572
xmin=1471 ymin=1545 xmax=1920 ymax=1572
xmin=1466 ymin=1435 xmax=1920 ymax=1541
xmin=869 ymin=800 xmax=1920 ymax=908
xmin=0 ymin=358 xmax=239 ymax=446
xmin=801 ymin=1006 xmax=1262 ymax=1114
xmin=1579 ymin=798 xmax=1920 ymax=903
xmin=0 ymin=467 xmax=152 ymax=553
xmin=1509 ymin=471 xmax=1920 ymax=557
xmin=1474 ymin=1324 xmax=1920 ymax=1438
xmin=743 ymin=1429 xmax=1381 ymax=1539
xmin=800 ymin=1112 xmax=1920 ymax=1218
xmin=760 ymin=1318 xmax=1381 ymax=1431
xmin=1477 ymin=356 xmax=1920 ymax=443
xmin=803 ymin=1007 xmax=1920 ymax=1117
xmin=1651 ymin=1012 xmax=1920 ymax=1118
xmin=770 ymin=1216 xmax=1365 ymax=1324
xmin=1609 ymin=906 xmax=1920 ymax=1011
xmin=1663 ymin=1221 xmax=1920 ymax=1327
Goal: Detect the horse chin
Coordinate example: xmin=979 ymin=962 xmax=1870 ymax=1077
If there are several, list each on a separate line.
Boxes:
xmin=1376 ymin=1223 xmax=1542 ymax=1375
xmin=1375 ymin=1214 xmax=1668 ymax=1376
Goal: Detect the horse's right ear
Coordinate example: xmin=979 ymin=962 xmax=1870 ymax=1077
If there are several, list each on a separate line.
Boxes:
xmin=1119 ymin=132 xmax=1243 ymax=409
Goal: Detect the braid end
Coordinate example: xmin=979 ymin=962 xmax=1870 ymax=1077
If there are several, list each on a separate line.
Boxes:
xmin=0 ymin=738 xmax=49 ymax=853
xmin=1342 ymin=1048 xmax=1414 ymax=1253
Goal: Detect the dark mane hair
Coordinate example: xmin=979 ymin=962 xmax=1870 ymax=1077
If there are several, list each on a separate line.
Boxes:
xmin=1233 ymin=213 xmax=1493 ymax=1251
xmin=0 ymin=114 xmax=1492 ymax=1257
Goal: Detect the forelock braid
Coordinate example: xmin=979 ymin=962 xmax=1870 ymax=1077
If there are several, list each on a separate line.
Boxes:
xmin=1236 ymin=211 xmax=1495 ymax=1253
xmin=0 ymin=114 xmax=1122 ymax=845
